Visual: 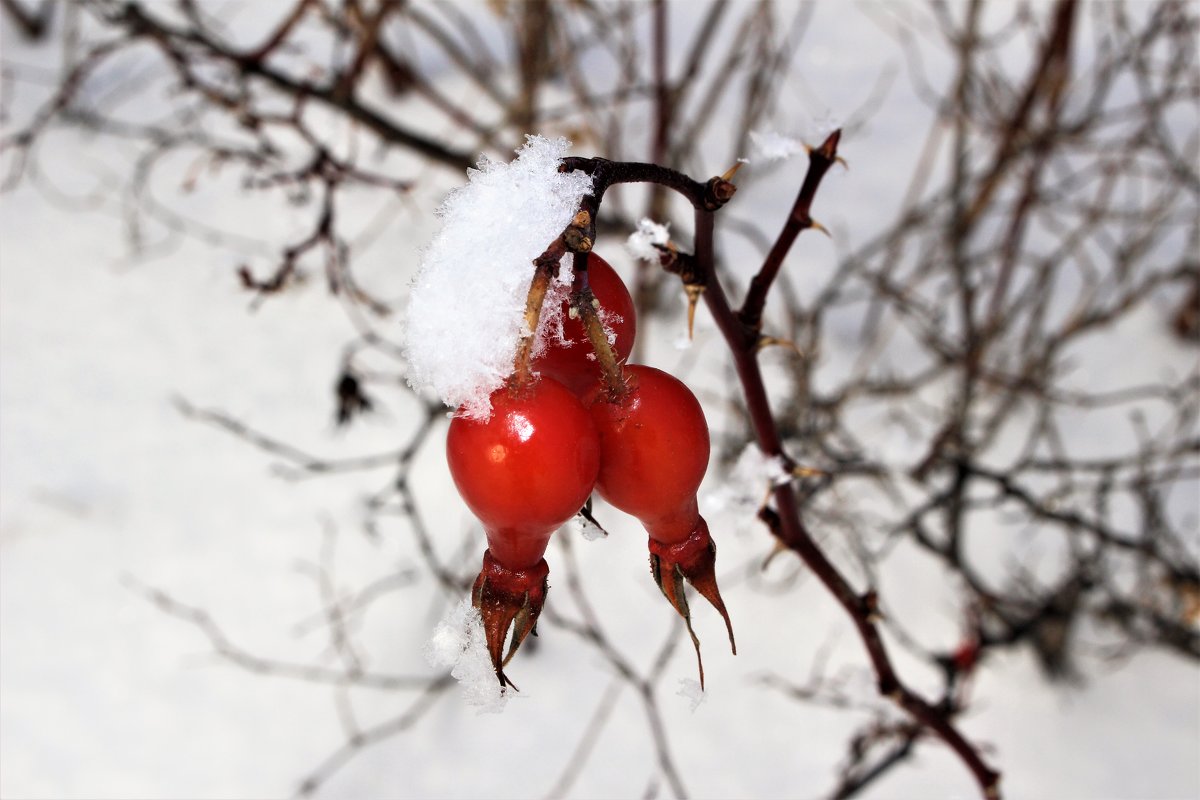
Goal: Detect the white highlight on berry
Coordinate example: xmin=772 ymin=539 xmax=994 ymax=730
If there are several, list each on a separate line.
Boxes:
xmin=402 ymin=135 xmax=594 ymax=420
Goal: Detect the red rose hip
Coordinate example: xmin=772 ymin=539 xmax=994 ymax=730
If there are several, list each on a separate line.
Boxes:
xmin=447 ymin=377 xmax=600 ymax=683
xmin=586 ymin=365 xmax=734 ymax=685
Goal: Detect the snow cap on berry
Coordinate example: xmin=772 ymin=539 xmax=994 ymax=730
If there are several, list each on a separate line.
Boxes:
xmin=403 ymin=135 xmax=594 ymax=419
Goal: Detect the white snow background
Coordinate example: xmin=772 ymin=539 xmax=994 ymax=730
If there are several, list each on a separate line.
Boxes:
xmin=2 ymin=3 xmax=1198 ymax=800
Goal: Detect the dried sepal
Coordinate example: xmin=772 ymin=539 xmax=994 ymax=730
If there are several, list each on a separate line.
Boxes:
xmin=647 ymin=517 xmax=736 ymax=689
xmin=471 ymin=550 xmax=550 ymax=688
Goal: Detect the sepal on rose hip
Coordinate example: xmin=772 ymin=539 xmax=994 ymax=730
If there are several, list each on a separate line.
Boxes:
xmin=471 ymin=549 xmax=550 ymax=688
xmin=647 ymin=517 xmax=736 ymax=688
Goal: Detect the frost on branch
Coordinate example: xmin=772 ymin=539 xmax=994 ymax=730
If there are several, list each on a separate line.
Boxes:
xmin=703 ymin=444 xmax=791 ymax=526
xmin=626 ymin=217 xmax=671 ymax=262
xmin=425 ymin=598 xmax=509 ymax=713
xmin=747 ymin=130 xmax=805 ymax=164
xmin=402 ymin=136 xmax=594 ymax=420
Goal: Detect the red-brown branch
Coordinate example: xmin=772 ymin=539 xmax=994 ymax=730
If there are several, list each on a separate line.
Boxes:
xmin=561 ymin=147 xmax=1002 ymax=799
xmin=739 ymin=129 xmax=841 ymax=331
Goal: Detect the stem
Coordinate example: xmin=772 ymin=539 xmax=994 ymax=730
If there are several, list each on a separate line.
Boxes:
xmin=571 ymin=251 xmax=628 ymax=398
xmin=561 ymin=157 xmax=728 ymax=210
xmin=510 ymin=207 xmax=595 ymax=385
xmin=739 ymin=129 xmax=841 ymax=331
xmin=630 ymin=0 xmax=672 ymax=365
xmin=648 ymin=0 xmax=671 ymax=219
xmin=511 ymin=248 xmax=562 ymax=386
xmin=695 ymin=209 xmax=1002 ymax=800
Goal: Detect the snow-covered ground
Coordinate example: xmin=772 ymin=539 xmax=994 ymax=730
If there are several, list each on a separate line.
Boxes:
xmin=2 ymin=3 xmax=1198 ymax=799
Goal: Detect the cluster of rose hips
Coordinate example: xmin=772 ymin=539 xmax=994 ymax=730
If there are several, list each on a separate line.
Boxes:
xmin=446 ymin=253 xmax=734 ymax=687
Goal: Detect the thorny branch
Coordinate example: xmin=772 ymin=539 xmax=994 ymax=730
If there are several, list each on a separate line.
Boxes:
xmin=5 ymin=1 xmax=1197 ymax=798
xmin=551 ymin=137 xmax=1001 ymax=795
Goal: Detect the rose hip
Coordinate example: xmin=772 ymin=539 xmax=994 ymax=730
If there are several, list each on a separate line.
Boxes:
xmin=586 ymin=364 xmax=734 ymax=685
xmin=447 ymin=377 xmax=599 ymax=684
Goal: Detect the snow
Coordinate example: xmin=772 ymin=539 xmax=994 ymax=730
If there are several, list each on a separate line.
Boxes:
xmin=626 ymin=217 xmax=671 ymax=262
xmin=401 ymin=135 xmax=593 ymax=420
xmin=1 ymin=4 xmax=1197 ymax=800
xmin=425 ymin=598 xmax=509 ymax=714
xmin=702 ymin=443 xmax=793 ymax=526
xmin=747 ymin=130 xmax=806 ymax=164
xmin=676 ymin=678 xmax=706 ymax=712
xmin=577 ymin=515 xmax=608 ymax=541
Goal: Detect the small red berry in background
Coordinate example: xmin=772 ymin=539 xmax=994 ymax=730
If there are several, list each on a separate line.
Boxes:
xmin=953 ymin=639 xmax=980 ymax=675
xmin=446 ymin=377 xmax=600 ymax=684
xmin=586 ymin=364 xmax=735 ymax=684
xmin=533 ymin=253 xmax=636 ymax=397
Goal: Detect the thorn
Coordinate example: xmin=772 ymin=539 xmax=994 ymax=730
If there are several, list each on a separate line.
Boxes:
xmin=817 ymin=129 xmax=842 ymax=159
xmin=684 ymin=284 xmax=705 ymax=340
xmin=757 ymin=336 xmax=804 ymax=357
xmin=757 ymin=505 xmax=783 ymax=538
xmin=807 ymin=219 xmax=831 ymax=238
xmin=791 ymin=465 xmax=825 ymax=479
xmin=719 ymin=161 xmax=744 ymax=182
xmin=862 ymin=590 xmax=884 ymax=624
xmin=761 ymin=537 xmax=788 ymax=571
xmin=835 ymin=155 xmax=849 ymax=170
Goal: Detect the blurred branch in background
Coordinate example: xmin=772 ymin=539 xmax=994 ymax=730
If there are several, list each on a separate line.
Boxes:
xmin=2 ymin=1 xmax=1196 ymax=798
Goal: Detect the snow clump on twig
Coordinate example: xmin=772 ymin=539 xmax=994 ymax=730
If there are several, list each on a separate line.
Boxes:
xmin=748 ymin=130 xmax=805 ymax=164
xmin=626 ymin=217 xmax=671 ymax=262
